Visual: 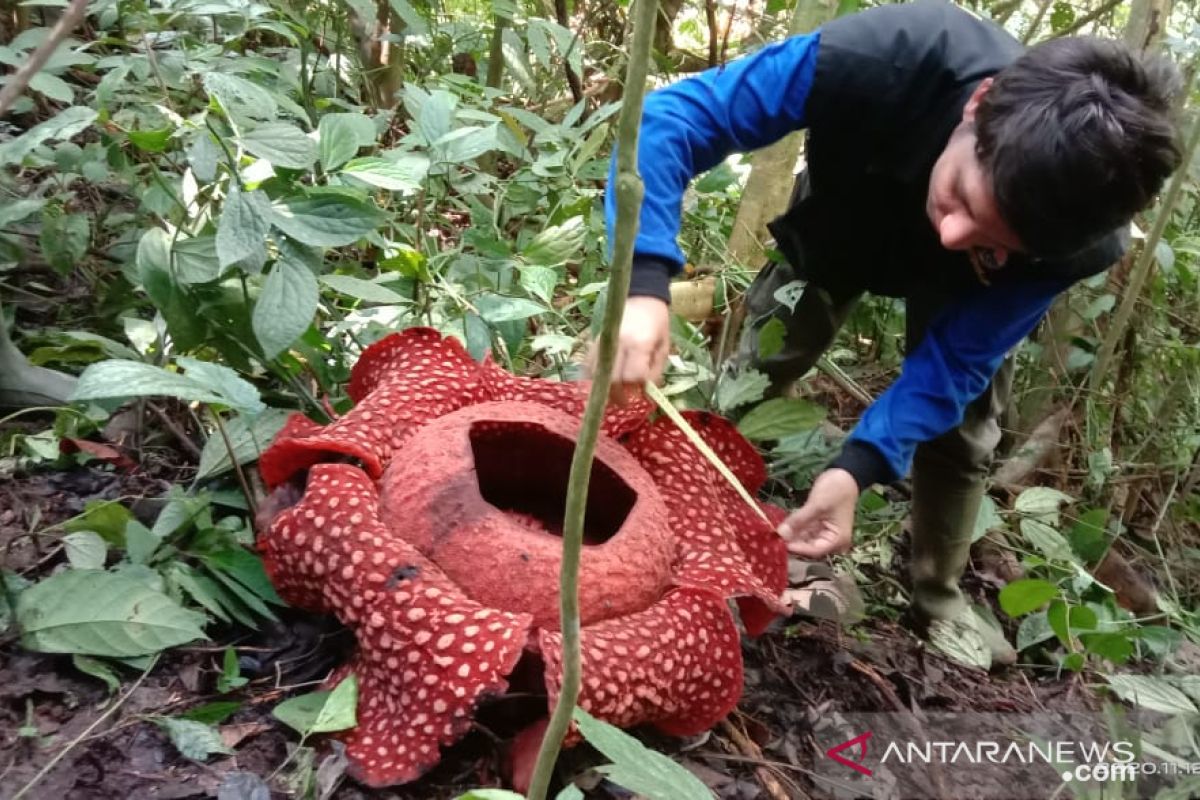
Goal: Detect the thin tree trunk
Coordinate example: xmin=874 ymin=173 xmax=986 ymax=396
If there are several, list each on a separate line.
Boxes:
xmin=523 ymin=0 xmax=658 ymax=795
xmin=705 ymin=0 xmax=719 ymax=67
xmin=487 ymin=11 xmax=508 ymax=89
xmin=554 ymin=0 xmax=584 ymax=102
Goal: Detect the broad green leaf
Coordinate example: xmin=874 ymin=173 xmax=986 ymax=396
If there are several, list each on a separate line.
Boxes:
xmin=518 ymin=265 xmax=558 ymax=304
xmin=1080 ymin=632 xmax=1133 ymax=664
xmin=172 ymin=235 xmax=223 ymax=284
xmin=196 ymin=408 xmax=291 ymax=481
xmin=0 ymin=105 xmax=95 ymax=165
xmin=125 ymin=520 xmax=162 ymax=565
xmin=64 ymin=501 xmax=133 ymax=546
xmin=273 ymin=675 xmax=358 ymax=735
xmin=433 ymin=124 xmax=500 ymax=162
xmin=341 ymin=154 xmax=429 ymax=193
xmin=1047 ymin=600 xmax=1070 ymax=647
xmin=474 ymin=294 xmax=547 ymax=324
xmin=181 ymin=700 xmax=242 ymax=725
xmin=1016 ymin=610 xmax=1056 ymax=651
xmin=174 ymin=357 xmax=265 ymax=414
xmin=0 ymin=198 xmax=44 ymax=227
xmin=1106 ymin=675 xmax=1197 ymax=715
xmin=1020 ymin=519 xmax=1075 ymax=563
xmin=320 ymin=274 xmax=408 ymax=304
xmin=971 ymin=495 xmax=1004 ymax=542
xmin=254 ymin=253 xmax=319 ymax=360
xmin=318 ymin=112 xmax=376 ymax=170
xmin=1068 ymin=507 xmax=1108 ymax=563
xmin=757 ymin=317 xmax=786 ymax=360
xmin=169 ymin=564 xmax=241 ymax=625
xmin=1014 ymin=486 xmax=1073 ymax=526
xmin=202 ymin=548 xmax=284 ymax=607
xmin=573 ymin=707 xmax=712 ymax=800
xmin=128 ymin=128 xmax=172 ymax=153
xmin=158 ymin=717 xmax=232 ymax=761
xmin=29 ymin=71 xmax=74 ymax=103
xmin=40 ymin=212 xmax=89 ymax=274
xmin=63 ymin=530 xmax=107 ymax=570
xmin=521 ymin=216 xmax=585 ymax=266
xmin=72 ymin=654 xmax=120 ymax=692
xmin=217 ymin=188 xmax=272 ymax=270
xmin=16 ymin=570 xmax=207 ymax=657
xmin=241 ymin=122 xmax=317 ymax=169
xmin=203 ymin=72 xmax=277 ymax=123
xmin=73 ymin=359 xmax=263 ymax=414
xmin=998 ymin=578 xmax=1059 ymax=617
xmin=737 ymin=397 xmax=826 ymax=440
xmin=269 ymin=193 xmax=384 ymax=247
xmin=716 ymin=369 xmax=770 ymax=413
xmin=403 ymin=86 xmax=454 ymax=145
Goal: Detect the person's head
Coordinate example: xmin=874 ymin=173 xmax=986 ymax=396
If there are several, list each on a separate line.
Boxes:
xmin=927 ymin=37 xmax=1182 ymax=269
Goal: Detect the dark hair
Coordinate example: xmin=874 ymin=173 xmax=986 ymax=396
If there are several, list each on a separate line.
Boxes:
xmin=975 ymin=37 xmax=1182 ymax=259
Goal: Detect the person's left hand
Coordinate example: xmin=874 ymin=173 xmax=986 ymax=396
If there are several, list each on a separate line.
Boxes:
xmin=777 ymin=468 xmax=859 ymax=558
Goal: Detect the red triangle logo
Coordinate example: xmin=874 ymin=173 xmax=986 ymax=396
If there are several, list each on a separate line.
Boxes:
xmin=826 ymin=731 xmax=874 ymax=776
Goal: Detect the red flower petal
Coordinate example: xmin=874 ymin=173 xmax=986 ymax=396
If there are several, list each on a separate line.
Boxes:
xmin=258 ymin=329 xmax=485 ymax=487
xmin=623 ymin=417 xmax=788 ymax=623
xmin=540 ymin=587 xmax=743 ymax=736
xmin=480 ymin=359 xmax=652 ymax=438
xmin=679 ymin=410 xmax=767 ymax=494
xmin=261 ymin=463 xmax=533 ymax=786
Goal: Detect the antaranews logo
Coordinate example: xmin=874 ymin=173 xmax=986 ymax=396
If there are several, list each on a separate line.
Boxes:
xmin=825 ymin=731 xmax=874 ymax=777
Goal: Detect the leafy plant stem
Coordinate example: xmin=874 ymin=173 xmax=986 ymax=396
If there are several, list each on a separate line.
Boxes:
xmin=206 ymin=119 xmax=245 ymax=189
xmin=209 ymin=407 xmax=258 ymax=516
xmin=524 ymin=0 xmax=658 ymax=797
xmin=11 ymin=655 xmax=159 ymax=800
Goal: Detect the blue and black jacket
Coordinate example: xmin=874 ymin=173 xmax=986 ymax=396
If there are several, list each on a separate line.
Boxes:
xmin=605 ymin=0 xmax=1124 ymax=490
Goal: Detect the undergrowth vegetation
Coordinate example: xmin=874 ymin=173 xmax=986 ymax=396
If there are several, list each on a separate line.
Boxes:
xmin=1 ymin=0 xmax=1199 ymax=797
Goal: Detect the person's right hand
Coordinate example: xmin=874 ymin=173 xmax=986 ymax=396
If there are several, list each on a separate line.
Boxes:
xmin=586 ymin=295 xmax=670 ymax=406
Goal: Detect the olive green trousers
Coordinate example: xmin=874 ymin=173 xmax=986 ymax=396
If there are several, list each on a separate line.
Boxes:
xmin=737 ymin=259 xmax=1014 ymax=622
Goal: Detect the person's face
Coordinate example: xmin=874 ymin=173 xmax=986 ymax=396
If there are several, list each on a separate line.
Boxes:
xmin=926 ymin=79 xmax=1025 ymax=273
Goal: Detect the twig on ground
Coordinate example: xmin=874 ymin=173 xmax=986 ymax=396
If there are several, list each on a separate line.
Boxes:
xmin=720 ymin=718 xmax=807 ymax=800
xmin=147 ymin=402 xmax=202 ymax=459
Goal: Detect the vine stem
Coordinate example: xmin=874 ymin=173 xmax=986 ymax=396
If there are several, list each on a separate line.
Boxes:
xmin=523 ymin=0 xmax=658 ymax=796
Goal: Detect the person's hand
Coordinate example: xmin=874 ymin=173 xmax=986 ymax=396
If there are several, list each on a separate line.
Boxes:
xmin=588 ymin=295 xmax=670 ymax=406
xmin=778 ymin=468 xmax=859 ymax=558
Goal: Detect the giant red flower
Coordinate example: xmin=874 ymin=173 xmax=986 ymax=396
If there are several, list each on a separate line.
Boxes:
xmin=257 ymin=327 xmax=789 ymax=787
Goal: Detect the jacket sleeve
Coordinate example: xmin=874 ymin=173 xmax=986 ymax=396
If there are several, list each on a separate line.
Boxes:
xmin=605 ymin=33 xmax=822 ymax=301
xmin=829 ymin=277 xmax=1072 ymax=489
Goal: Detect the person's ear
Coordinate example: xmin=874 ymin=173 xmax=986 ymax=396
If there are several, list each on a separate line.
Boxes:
xmin=962 ymin=77 xmax=994 ymax=123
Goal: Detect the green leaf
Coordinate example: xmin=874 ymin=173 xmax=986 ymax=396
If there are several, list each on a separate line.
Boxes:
xmin=518 ymin=265 xmax=558 ymax=304
xmin=341 ymin=154 xmax=429 ymax=194
xmin=716 ymin=369 xmax=770 ymax=413
xmin=158 ymin=717 xmax=232 ymax=761
xmin=63 ymin=531 xmax=107 ymax=570
xmin=40 ymin=212 xmax=89 ymax=274
xmin=269 ymin=193 xmax=384 ymax=247
xmin=72 ymin=654 xmax=121 ymax=692
xmin=0 ymin=198 xmax=44 ymax=227
xmin=1080 ymin=632 xmax=1133 ymax=664
xmin=320 ymin=274 xmax=408 ymax=304
xmin=169 ymin=564 xmax=243 ymax=625
xmin=73 ymin=359 xmax=258 ymax=412
xmin=1020 ymin=519 xmax=1075 ymax=563
xmin=241 ymin=122 xmax=317 ymax=170
xmin=1016 ymin=611 xmax=1056 ymax=651
xmin=181 ymin=700 xmax=242 ymax=725
xmin=196 ymin=409 xmax=291 ymax=481
xmin=737 ymin=397 xmax=826 ymax=440
xmin=1106 ymin=675 xmax=1197 ymax=715
xmin=217 ymin=188 xmax=272 ymax=270
xmin=218 ymin=647 xmax=248 ymax=692
xmin=1068 ymin=508 xmax=1108 ymax=563
xmin=64 ymin=501 xmax=133 ymax=546
xmin=455 ymin=792 xmax=527 ymax=800
xmin=0 ymin=106 xmax=96 ymax=165
xmin=555 ymin=786 xmax=585 ymax=800
xmin=29 ymin=71 xmax=75 ymax=103
xmin=273 ymin=675 xmax=358 ymax=735
xmin=175 ymin=357 xmax=265 ymax=414
xmin=1047 ymin=600 xmax=1070 ymax=647
xmin=573 ymin=707 xmax=712 ymax=800
xmin=434 ymin=125 xmax=500 ymax=162
xmin=203 ymin=548 xmax=284 ymax=607
xmin=318 ymin=112 xmax=377 ymax=170
xmin=16 ymin=570 xmax=207 ymax=657
xmin=128 ymin=128 xmax=172 ymax=153
xmin=203 ymin=72 xmax=277 ymax=123
xmin=254 ymin=252 xmax=319 ymax=360
xmin=403 ymin=86 xmax=454 ymax=145
xmin=971 ymin=495 xmax=1004 ymax=543
xmin=998 ymin=578 xmax=1059 ymax=617
xmin=1014 ymin=486 xmax=1073 ymax=526
xmin=757 ymin=317 xmax=786 ymax=360
xmin=474 ymin=294 xmax=547 ymax=324
xmin=172 ymin=235 xmax=223 ymax=284
xmin=521 ymin=216 xmax=585 ymax=266
xmin=124 ymin=520 xmax=162 ymax=565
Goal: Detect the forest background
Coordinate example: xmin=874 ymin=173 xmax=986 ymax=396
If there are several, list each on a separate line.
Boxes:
xmin=0 ymin=0 xmax=1198 ymax=797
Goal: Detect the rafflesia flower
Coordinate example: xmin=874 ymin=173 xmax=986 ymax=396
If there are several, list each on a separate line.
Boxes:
xmin=256 ymin=327 xmax=789 ymax=787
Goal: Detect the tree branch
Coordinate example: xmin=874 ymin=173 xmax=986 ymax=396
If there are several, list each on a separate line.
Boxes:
xmin=0 ymin=0 xmax=90 ymax=118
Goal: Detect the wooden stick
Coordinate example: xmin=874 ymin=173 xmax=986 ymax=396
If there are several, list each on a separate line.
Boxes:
xmin=0 ymin=0 xmax=91 ymax=118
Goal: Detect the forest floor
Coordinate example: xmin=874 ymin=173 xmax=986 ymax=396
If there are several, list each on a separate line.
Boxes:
xmin=0 ymin=449 xmax=1116 ymax=800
